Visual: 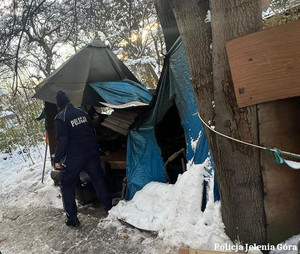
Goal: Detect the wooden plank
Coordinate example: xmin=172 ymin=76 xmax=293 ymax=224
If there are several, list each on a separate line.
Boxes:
xmin=178 ymin=247 xmax=189 ymax=254
xmin=258 ymin=98 xmax=300 ymax=243
xmin=45 ymin=102 xmax=58 ymax=155
xmin=107 ymin=161 xmax=126 ymax=169
xmin=101 ymin=151 xmax=126 ymax=170
xmin=226 ymin=20 xmax=300 ymax=108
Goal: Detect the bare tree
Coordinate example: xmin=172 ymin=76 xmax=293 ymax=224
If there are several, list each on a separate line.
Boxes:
xmin=0 ymin=0 xmax=75 ymax=88
xmin=0 ymin=0 xmax=164 ymax=92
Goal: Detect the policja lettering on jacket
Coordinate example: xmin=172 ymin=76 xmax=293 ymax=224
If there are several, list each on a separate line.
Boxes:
xmin=70 ymin=116 xmax=88 ymax=127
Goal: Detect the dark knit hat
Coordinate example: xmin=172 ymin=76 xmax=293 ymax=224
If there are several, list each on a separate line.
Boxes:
xmin=56 ymin=90 xmax=70 ymax=109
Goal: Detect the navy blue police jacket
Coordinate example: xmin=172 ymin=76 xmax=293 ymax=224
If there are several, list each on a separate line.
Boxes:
xmin=54 ymin=104 xmax=99 ymax=164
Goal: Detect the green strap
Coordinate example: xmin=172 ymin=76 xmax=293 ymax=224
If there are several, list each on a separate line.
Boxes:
xmin=266 ymin=147 xmax=284 ymax=164
xmin=266 ymin=147 xmax=300 ymax=170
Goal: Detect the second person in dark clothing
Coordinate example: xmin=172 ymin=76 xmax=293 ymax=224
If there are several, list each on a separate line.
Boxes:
xmin=54 ymin=90 xmax=112 ymax=227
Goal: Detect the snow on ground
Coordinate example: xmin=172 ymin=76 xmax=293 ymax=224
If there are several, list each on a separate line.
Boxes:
xmin=1 ymin=145 xmax=231 ymax=252
xmin=0 ymin=145 xmax=61 ymax=209
xmin=270 ymin=235 xmax=300 ymax=254
xmin=0 ymin=144 xmax=299 ymax=253
xmin=0 ymin=145 xmax=168 ymax=254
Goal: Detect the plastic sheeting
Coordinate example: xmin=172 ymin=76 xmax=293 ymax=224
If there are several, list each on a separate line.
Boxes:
xmin=89 ymin=79 xmax=152 ymax=106
xmin=125 ymin=38 xmax=220 ymax=205
xmin=33 ymin=40 xmax=139 ymax=107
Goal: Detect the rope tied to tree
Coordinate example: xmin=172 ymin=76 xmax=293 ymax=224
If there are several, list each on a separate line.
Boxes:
xmin=193 ymin=112 xmax=300 ymax=170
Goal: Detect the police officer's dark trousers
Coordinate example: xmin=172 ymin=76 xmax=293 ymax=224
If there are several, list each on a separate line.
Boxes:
xmin=59 ymin=151 xmax=112 ymax=221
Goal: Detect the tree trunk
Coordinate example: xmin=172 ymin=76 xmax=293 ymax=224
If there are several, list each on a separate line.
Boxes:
xmin=153 ymin=0 xmax=180 ymax=52
xmin=210 ymin=0 xmax=266 ymax=244
xmin=167 ymin=0 xmax=267 ymax=245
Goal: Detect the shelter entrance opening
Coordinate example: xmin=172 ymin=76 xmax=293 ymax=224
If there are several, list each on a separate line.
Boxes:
xmin=155 ymin=104 xmax=186 ymax=184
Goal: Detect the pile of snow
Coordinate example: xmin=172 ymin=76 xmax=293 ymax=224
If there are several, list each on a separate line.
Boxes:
xmin=106 ymin=159 xmax=232 ymax=250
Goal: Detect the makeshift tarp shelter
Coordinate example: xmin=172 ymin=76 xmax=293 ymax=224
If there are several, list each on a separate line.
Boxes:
xmin=33 ymin=40 xmax=151 ymax=155
xmin=33 ymin=38 xmax=218 ymax=208
xmin=33 ymin=40 xmax=140 ymax=107
xmin=125 ymin=38 xmax=219 ymax=207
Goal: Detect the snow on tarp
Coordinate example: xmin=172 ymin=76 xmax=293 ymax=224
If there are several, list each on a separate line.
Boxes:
xmin=89 ymin=79 xmax=152 ymax=106
xmin=125 ymin=38 xmax=219 ymax=204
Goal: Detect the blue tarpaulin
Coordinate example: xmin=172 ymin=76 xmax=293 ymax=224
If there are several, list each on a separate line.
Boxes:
xmin=125 ymin=38 xmax=219 ymax=207
xmin=89 ymin=78 xmax=152 ymax=105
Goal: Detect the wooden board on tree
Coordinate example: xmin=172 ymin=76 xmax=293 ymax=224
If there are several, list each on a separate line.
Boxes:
xmin=226 ymin=20 xmax=300 ymax=108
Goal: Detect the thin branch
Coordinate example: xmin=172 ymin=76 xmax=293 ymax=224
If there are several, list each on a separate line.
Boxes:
xmin=13 ymin=0 xmax=35 ymax=94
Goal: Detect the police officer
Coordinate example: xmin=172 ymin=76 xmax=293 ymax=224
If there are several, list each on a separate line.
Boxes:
xmin=54 ymin=90 xmax=112 ymax=227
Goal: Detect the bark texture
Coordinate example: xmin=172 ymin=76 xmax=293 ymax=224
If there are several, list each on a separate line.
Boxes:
xmin=210 ymin=0 xmax=266 ymax=244
xmin=167 ymin=0 xmax=267 ymax=244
